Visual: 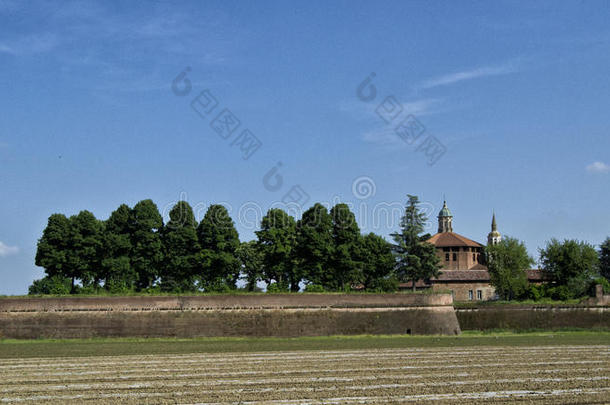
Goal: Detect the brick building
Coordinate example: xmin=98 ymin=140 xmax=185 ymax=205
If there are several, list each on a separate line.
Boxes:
xmin=400 ymin=201 xmax=541 ymax=301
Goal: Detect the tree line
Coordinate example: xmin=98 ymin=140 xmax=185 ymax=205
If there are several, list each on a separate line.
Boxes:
xmin=31 ymin=196 xmax=442 ymax=294
xmin=31 ymin=195 xmax=609 ymax=300
xmin=486 ymin=236 xmax=610 ymax=301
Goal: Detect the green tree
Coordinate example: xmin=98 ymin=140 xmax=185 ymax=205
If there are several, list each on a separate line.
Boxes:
xmin=256 ymin=209 xmax=298 ymax=291
xmin=28 ymin=275 xmax=72 ymax=295
xmin=35 ymin=213 xmax=71 ymax=286
xmin=237 ymin=240 xmax=264 ymax=291
xmin=359 ymin=233 xmax=396 ymax=290
xmin=67 ymin=210 xmax=104 ymax=290
xmin=296 ymin=203 xmax=333 ymax=287
xmin=102 ymin=204 xmax=135 ymax=292
xmin=329 ymin=203 xmax=362 ymax=290
xmin=197 ymin=204 xmax=241 ymax=290
xmin=130 ymin=200 xmax=164 ymax=290
xmin=486 ymin=236 xmax=534 ymax=300
xmin=539 ymin=238 xmax=599 ymax=298
xmin=391 ymin=195 xmax=442 ymax=291
xmin=600 ymin=237 xmax=610 ymax=281
xmin=161 ymin=201 xmax=200 ymax=292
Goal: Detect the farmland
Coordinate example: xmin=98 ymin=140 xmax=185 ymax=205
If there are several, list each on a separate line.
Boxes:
xmin=0 ymin=333 xmax=608 ymax=404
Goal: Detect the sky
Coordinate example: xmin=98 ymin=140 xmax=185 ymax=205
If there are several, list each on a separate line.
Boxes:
xmin=1 ymin=0 xmax=609 ymax=295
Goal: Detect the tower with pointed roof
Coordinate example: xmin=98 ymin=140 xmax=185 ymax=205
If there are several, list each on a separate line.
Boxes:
xmin=487 ymin=213 xmax=502 ymax=246
xmin=437 ymin=201 xmax=453 ymax=233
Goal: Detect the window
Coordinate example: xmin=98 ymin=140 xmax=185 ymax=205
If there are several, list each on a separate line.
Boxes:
xmin=443 ymin=247 xmax=450 ymax=252
xmin=452 ymin=253 xmax=457 ymax=261
xmin=472 ymin=253 xmax=476 ymax=262
xmin=477 ymin=290 xmax=482 ymax=300
xmin=468 ymin=290 xmax=474 ymax=300
xmin=445 ymin=253 xmax=450 ymax=261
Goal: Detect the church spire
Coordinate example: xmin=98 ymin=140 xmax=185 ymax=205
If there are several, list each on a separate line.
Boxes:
xmin=487 ymin=212 xmax=501 ymax=245
xmin=437 ymin=200 xmax=453 ymax=233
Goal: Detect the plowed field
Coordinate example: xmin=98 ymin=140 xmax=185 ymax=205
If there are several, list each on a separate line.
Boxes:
xmin=1 ymin=344 xmax=608 ymax=404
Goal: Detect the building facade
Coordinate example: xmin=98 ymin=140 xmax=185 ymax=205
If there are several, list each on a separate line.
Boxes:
xmin=399 ymin=201 xmax=541 ymax=301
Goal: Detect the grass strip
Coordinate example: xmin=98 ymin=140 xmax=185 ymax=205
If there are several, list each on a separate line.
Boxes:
xmin=0 ymin=331 xmax=608 ymax=359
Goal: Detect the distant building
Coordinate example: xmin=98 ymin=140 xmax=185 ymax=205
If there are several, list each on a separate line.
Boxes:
xmin=399 ymin=201 xmax=542 ymax=301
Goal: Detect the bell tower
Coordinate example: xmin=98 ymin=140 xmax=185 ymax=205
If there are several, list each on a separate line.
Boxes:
xmin=437 ymin=200 xmax=453 ymax=233
xmin=487 ymin=212 xmax=502 ymax=245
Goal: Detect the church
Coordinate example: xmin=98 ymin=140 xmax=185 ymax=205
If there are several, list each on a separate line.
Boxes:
xmin=400 ymin=201 xmax=543 ymax=301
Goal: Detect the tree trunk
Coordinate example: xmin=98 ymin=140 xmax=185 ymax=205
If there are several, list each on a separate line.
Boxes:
xmin=412 ymin=278 xmax=416 ymax=292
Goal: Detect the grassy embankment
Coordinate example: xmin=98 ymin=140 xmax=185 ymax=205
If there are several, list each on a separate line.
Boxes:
xmin=0 ymin=331 xmax=608 ymax=359
xmin=0 ymin=289 xmax=448 ymax=299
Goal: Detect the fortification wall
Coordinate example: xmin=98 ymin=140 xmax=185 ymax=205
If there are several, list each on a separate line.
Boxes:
xmin=0 ymin=294 xmax=460 ymax=339
xmin=456 ymin=305 xmax=610 ymax=331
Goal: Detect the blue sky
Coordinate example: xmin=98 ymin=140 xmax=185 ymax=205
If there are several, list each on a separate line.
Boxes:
xmin=1 ymin=0 xmax=609 ymax=294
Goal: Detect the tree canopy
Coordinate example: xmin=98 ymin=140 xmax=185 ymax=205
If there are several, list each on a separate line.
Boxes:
xmin=161 ymin=201 xmax=200 ymax=292
xmin=197 ymin=204 xmax=241 ymax=291
xmin=255 ymin=208 xmax=298 ymax=291
xmin=391 ymin=195 xmax=441 ymax=291
xmin=599 ymin=237 xmax=610 ymax=281
xmin=486 ymin=236 xmax=534 ymax=300
xmin=539 ymin=238 xmax=599 ymax=299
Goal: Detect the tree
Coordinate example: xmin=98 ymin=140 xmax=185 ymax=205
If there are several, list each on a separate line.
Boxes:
xmin=256 ymin=209 xmax=298 ymax=291
xmin=67 ymin=210 xmax=104 ymax=290
xmin=600 ymin=237 xmax=610 ymax=281
xmin=295 ymin=203 xmax=333 ymax=287
xmin=391 ymin=195 xmax=441 ymax=291
xmin=101 ymin=204 xmax=135 ymax=292
xmin=237 ymin=240 xmax=264 ymax=291
xmin=35 ymin=213 xmax=71 ymax=285
xmin=197 ymin=204 xmax=241 ymax=290
xmin=161 ymin=201 xmax=200 ymax=292
xmin=28 ymin=275 xmax=72 ymax=295
xmin=36 ymin=211 xmax=106 ymax=293
xmin=329 ymin=203 xmax=362 ymax=290
xmin=539 ymin=238 xmax=599 ymax=298
xmin=130 ymin=200 xmax=164 ymax=290
xmin=486 ymin=236 xmax=534 ymax=300
xmin=359 ymin=233 xmax=396 ymax=290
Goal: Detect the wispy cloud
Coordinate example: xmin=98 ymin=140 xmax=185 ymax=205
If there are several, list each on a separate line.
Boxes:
xmin=417 ymin=62 xmax=520 ymax=90
xmin=0 ymin=33 xmax=59 ymax=55
xmin=586 ymin=161 xmax=610 ymax=174
xmin=343 ymin=98 xmax=441 ymax=120
xmin=362 ymin=126 xmax=406 ymax=147
xmin=0 ymin=241 xmax=19 ymax=257
xmin=360 ymin=98 xmax=440 ymax=147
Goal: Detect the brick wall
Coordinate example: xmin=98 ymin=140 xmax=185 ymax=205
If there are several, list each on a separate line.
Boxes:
xmin=0 ymin=294 xmax=461 ymax=339
xmin=432 ymin=283 xmax=495 ymax=302
xmin=456 ymin=306 xmax=610 ymax=331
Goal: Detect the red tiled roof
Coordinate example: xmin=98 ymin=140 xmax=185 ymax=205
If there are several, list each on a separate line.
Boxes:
xmin=526 ymin=269 xmax=549 ymax=282
xmin=399 ymin=280 xmax=431 ymax=288
xmin=426 ymin=232 xmax=484 ymax=248
xmin=385 ymin=269 xmax=549 ymax=290
xmin=434 ymin=270 xmax=491 ymax=282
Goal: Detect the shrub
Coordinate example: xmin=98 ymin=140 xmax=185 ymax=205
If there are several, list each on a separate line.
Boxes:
xmin=28 ymin=276 xmax=72 ymax=295
xmin=304 ymin=284 xmax=325 ymax=293
xmin=588 ymin=277 xmax=610 ymax=296
xmin=203 ymin=278 xmax=233 ymax=293
xmin=104 ymin=279 xmax=134 ymax=294
xmin=369 ymin=277 xmax=399 ymax=293
xmin=266 ymin=282 xmax=289 ymax=293
xmin=526 ymin=284 xmax=544 ymax=301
